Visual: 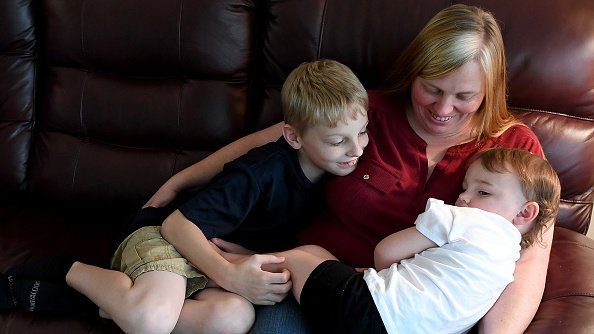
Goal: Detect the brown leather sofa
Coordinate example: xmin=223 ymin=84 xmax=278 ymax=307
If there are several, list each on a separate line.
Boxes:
xmin=1 ymin=0 xmax=593 ymax=333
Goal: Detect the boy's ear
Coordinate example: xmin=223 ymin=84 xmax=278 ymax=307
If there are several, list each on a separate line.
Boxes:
xmin=513 ymin=201 xmax=539 ymax=227
xmin=282 ymin=124 xmax=302 ymax=149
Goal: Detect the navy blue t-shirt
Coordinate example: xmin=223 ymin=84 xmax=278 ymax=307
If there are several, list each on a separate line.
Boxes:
xmin=115 ymin=139 xmax=325 ymax=253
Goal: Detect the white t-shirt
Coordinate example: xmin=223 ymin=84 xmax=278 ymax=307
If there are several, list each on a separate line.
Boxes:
xmin=364 ymin=198 xmax=521 ymax=334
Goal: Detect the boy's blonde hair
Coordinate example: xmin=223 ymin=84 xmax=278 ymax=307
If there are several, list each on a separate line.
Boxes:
xmin=473 ymin=148 xmax=561 ymax=249
xmin=387 ymin=4 xmax=520 ymax=141
xmin=282 ymin=59 xmax=368 ymax=135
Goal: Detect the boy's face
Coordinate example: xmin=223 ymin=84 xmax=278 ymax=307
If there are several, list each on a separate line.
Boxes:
xmin=297 ymin=107 xmax=369 ymax=181
xmin=456 ymin=160 xmax=527 ymax=222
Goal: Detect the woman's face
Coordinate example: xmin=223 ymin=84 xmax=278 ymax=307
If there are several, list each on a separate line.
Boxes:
xmin=410 ymin=60 xmax=485 ymax=141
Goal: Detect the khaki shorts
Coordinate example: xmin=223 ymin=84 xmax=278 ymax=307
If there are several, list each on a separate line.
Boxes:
xmin=110 ymin=226 xmax=208 ymax=298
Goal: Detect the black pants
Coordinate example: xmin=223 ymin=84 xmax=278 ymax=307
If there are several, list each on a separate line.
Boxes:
xmin=300 ymin=260 xmax=388 ymax=334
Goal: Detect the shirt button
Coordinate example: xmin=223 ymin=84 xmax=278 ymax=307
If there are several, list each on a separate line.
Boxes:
xmin=363 ymin=174 xmax=370 ymax=180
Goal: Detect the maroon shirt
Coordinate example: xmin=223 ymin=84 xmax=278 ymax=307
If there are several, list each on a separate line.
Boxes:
xmin=298 ymin=91 xmax=543 ymax=267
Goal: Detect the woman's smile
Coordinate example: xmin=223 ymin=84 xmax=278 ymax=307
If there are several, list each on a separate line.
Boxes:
xmin=430 ymin=112 xmax=454 ymax=122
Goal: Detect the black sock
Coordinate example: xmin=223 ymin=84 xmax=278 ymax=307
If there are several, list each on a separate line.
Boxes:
xmin=0 ymin=274 xmax=17 ymax=311
xmin=11 ymin=279 xmax=97 ymax=317
xmin=6 ymin=255 xmax=77 ymax=284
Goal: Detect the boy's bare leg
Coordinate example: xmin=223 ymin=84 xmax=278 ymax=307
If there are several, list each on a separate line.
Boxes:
xmin=174 ymin=287 xmax=255 ymax=334
xmin=66 ymin=262 xmax=186 ymax=334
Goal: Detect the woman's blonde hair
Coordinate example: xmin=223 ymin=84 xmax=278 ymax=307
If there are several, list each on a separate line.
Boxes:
xmin=387 ymin=4 xmax=519 ymax=141
xmin=473 ymin=148 xmax=561 ymax=249
xmin=282 ymin=59 xmax=368 ymax=135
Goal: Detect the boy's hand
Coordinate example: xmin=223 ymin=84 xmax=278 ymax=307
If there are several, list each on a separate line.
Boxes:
xmin=207 ymin=240 xmax=246 ymax=264
xmin=211 ymin=238 xmax=255 ymax=255
xmin=218 ymin=254 xmax=292 ymax=305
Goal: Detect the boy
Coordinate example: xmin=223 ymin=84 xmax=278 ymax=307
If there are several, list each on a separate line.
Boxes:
xmin=2 ymin=59 xmax=369 ymax=334
xmin=236 ymin=148 xmax=561 ymax=334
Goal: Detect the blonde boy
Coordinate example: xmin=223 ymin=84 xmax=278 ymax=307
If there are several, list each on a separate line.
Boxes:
xmin=4 ymin=60 xmax=369 ymax=334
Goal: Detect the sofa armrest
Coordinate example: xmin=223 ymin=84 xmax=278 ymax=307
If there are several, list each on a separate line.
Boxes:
xmin=526 ymin=227 xmax=594 ymax=333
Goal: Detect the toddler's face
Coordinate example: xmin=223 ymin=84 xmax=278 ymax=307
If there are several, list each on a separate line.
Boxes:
xmin=456 ymin=160 xmax=527 ymax=222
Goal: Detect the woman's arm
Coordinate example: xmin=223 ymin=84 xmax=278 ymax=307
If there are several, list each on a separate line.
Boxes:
xmin=478 ymin=220 xmax=554 ymax=333
xmin=160 ymin=210 xmax=291 ymax=305
xmin=144 ymin=122 xmax=284 ymax=208
xmin=374 ymin=227 xmax=437 ymax=270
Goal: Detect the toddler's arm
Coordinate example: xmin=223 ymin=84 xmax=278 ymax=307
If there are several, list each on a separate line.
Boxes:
xmin=374 ymin=226 xmax=437 ymax=270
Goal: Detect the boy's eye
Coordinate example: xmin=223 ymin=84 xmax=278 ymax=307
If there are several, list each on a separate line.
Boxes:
xmin=359 ymin=129 xmax=368 ymax=136
xmin=478 ymin=191 xmax=490 ymax=196
xmin=329 ymin=139 xmax=345 ymax=146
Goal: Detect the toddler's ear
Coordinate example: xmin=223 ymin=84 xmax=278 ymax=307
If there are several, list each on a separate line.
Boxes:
xmin=513 ymin=201 xmax=539 ymax=226
xmin=282 ymin=124 xmax=302 ymax=149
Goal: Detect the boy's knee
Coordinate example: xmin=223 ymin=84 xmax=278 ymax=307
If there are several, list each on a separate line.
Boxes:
xmin=209 ymin=294 xmax=255 ymax=333
xmin=120 ymin=300 xmax=180 ymax=334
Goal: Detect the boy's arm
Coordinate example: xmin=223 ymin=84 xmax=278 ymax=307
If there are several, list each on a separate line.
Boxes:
xmin=477 ymin=220 xmax=553 ymax=333
xmin=374 ymin=226 xmax=437 ymax=270
xmin=160 ymin=210 xmax=291 ymax=305
xmin=144 ymin=122 xmax=283 ymax=208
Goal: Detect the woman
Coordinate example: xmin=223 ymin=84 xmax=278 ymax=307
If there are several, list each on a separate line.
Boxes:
xmin=147 ymin=4 xmax=550 ymax=333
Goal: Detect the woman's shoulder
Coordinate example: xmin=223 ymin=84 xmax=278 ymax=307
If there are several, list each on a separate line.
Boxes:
xmin=368 ymin=90 xmax=404 ymax=108
xmin=491 ymin=123 xmax=543 ymax=156
xmin=367 ymin=90 xmax=407 ymax=120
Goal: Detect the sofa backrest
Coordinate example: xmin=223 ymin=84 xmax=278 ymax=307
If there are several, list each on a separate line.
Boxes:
xmin=0 ymin=0 xmax=36 ymax=197
xmin=1 ymin=0 xmax=260 ymax=211
xmin=1 ymin=0 xmax=593 ymax=233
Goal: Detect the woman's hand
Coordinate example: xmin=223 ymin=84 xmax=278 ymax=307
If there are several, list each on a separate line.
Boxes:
xmin=143 ymin=185 xmax=178 ymax=208
xmin=144 ymin=123 xmax=283 ymax=209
